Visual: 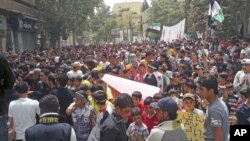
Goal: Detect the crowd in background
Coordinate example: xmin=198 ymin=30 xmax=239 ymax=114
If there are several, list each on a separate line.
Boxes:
xmin=0 ymin=37 xmax=250 ymax=141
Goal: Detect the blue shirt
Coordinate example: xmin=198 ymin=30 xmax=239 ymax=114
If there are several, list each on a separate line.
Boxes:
xmin=204 ymin=98 xmax=229 ymax=141
xmin=236 ymin=103 xmax=250 ymax=125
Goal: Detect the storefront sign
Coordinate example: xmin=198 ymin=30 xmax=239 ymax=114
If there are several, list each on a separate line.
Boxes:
xmin=22 ymin=17 xmax=38 ymax=32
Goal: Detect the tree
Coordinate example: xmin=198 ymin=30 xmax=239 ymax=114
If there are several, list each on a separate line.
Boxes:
xmin=216 ymin=0 xmax=250 ymax=38
xmin=39 ymin=0 xmax=101 ymax=48
xmin=151 ymin=0 xmax=185 ymax=26
xmin=90 ymin=4 xmax=117 ymax=42
xmin=150 ymin=0 xmax=208 ymax=34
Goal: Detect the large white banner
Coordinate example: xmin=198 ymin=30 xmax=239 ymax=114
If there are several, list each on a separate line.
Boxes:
xmin=160 ymin=19 xmax=185 ymax=43
xmin=102 ymin=74 xmax=160 ymax=100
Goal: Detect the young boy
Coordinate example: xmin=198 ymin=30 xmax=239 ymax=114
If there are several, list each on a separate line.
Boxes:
xmin=126 ymin=107 xmax=149 ymax=141
xmin=132 ymin=91 xmax=144 ymax=111
xmin=221 ymin=83 xmax=240 ymax=116
xmin=71 ymin=93 xmax=94 ymax=141
xmin=141 ymin=96 xmax=158 ymax=133
xmin=182 ymin=93 xmax=204 ymax=115
xmin=178 ymin=93 xmax=205 ymax=141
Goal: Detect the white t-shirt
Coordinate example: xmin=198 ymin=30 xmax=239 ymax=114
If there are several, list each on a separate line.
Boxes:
xmin=99 ymin=61 xmax=110 ymax=69
xmin=67 ymin=70 xmax=83 ymax=79
xmin=8 ymin=98 xmax=40 ymax=140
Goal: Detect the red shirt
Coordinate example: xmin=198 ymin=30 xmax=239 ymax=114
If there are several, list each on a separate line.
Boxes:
xmin=141 ymin=111 xmax=159 ymax=133
xmin=137 ymin=103 xmax=145 ymax=112
xmin=128 ymin=104 xmax=145 ymax=124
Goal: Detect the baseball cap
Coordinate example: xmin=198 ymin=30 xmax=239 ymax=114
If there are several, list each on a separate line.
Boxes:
xmin=150 ymin=97 xmax=178 ymax=115
xmin=183 ymin=93 xmax=195 ymax=101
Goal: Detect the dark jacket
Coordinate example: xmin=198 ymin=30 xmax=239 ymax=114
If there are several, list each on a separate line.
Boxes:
xmin=100 ymin=112 xmax=128 ymax=141
xmin=25 ymin=114 xmax=72 ymax=141
xmin=50 ymin=88 xmax=73 ymax=124
xmin=0 ymin=53 xmax=15 ymax=115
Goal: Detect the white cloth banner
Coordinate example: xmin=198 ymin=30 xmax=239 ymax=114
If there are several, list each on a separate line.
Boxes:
xmin=160 ymin=19 xmax=185 ymax=43
xmin=102 ymin=74 xmax=160 ymax=99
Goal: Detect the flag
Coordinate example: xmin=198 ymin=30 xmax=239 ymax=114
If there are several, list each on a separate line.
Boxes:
xmin=146 ymin=23 xmax=161 ymax=33
xmin=102 ymin=74 xmax=160 ymax=100
xmin=160 ymin=19 xmax=185 ymax=43
xmin=208 ymin=0 xmax=224 ymax=26
xmin=142 ymin=0 xmax=149 ymax=12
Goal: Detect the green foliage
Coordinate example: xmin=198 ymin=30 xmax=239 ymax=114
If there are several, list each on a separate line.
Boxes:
xmin=151 ymin=0 xmax=185 ymax=26
xmin=150 ymin=0 xmax=208 ymax=33
xmin=216 ymin=0 xmax=250 ymax=38
xmin=150 ymin=0 xmax=250 ymax=38
xmin=39 ymin=0 xmax=101 ymax=43
xmin=90 ymin=4 xmax=117 ymax=42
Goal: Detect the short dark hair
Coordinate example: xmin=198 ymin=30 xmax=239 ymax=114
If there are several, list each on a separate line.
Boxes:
xmin=19 ymin=64 xmax=28 ymax=72
xmin=92 ymin=90 xmax=107 ymax=105
xmin=146 ymin=50 xmax=153 ymax=56
xmin=114 ymin=93 xmax=134 ymax=109
xmin=144 ymin=96 xmax=154 ymax=105
xmin=131 ymin=107 xmax=141 ymax=116
xmin=39 ymin=94 xmax=59 ymax=113
xmin=90 ymin=85 xmax=104 ymax=93
xmin=56 ymin=74 xmax=68 ymax=87
xmin=132 ymin=91 xmax=142 ymax=99
xmin=41 ymin=69 xmax=50 ymax=76
xmin=153 ymin=93 xmax=164 ymax=100
xmin=48 ymin=74 xmax=56 ymax=86
xmin=219 ymin=72 xmax=228 ymax=80
xmin=139 ymin=63 xmax=146 ymax=68
xmin=15 ymin=81 xmax=29 ymax=94
xmin=183 ymin=81 xmax=196 ymax=89
xmin=198 ymin=74 xmax=218 ymax=94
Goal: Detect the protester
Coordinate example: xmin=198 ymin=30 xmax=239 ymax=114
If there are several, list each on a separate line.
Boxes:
xmin=236 ymin=88 xmax=250 ymax=125
xmin=131 ymin=91 xmax=144 ymax=112
xmin=126 ymin=107 xmax=149 ymax=141
xmin=8 ymin=82 xmax=40 ymax=141
xmin=100 ymin=93 xmax=134 ymax=141
xmin=1 ymin=37 xmax=250 ymax=141
xmin=51 ymin=73 xmax=74 ymax=124
xmin=197 ymin=74 xmax=229 ymax=141
xmin=71 ymin=93 xmax=94 ymax=141
xmin=25 ymin=95 xmax=76 ymax=141
xmin=146 ymin=97 xmax=189 ymax=141
xmin=141 ymin=96 xmax=158 ymax=133
xmin=0 ymin=53 xmax=16 ymax=141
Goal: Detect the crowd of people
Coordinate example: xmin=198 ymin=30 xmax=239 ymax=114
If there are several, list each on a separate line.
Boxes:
xmin=0 ymin=37 xmax=250 ymax=141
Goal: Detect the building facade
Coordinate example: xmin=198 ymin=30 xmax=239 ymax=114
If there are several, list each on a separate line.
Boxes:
xmin=113 ymin=2 xmax=145 ymax=42
xmin=0 ymin=0 xmax=39 ymax=52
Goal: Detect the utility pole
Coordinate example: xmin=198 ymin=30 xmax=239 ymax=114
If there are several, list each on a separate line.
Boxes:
xmin=185 ymin=0 xmax=188 ymax=34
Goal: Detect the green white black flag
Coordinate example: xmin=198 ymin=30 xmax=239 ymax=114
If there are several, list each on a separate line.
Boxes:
xmin=208 ymin=0 xmax=224 ymax=23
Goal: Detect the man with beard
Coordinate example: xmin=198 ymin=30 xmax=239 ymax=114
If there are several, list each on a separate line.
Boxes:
xmin=146 ymin=97 xmax=188 ymax=141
